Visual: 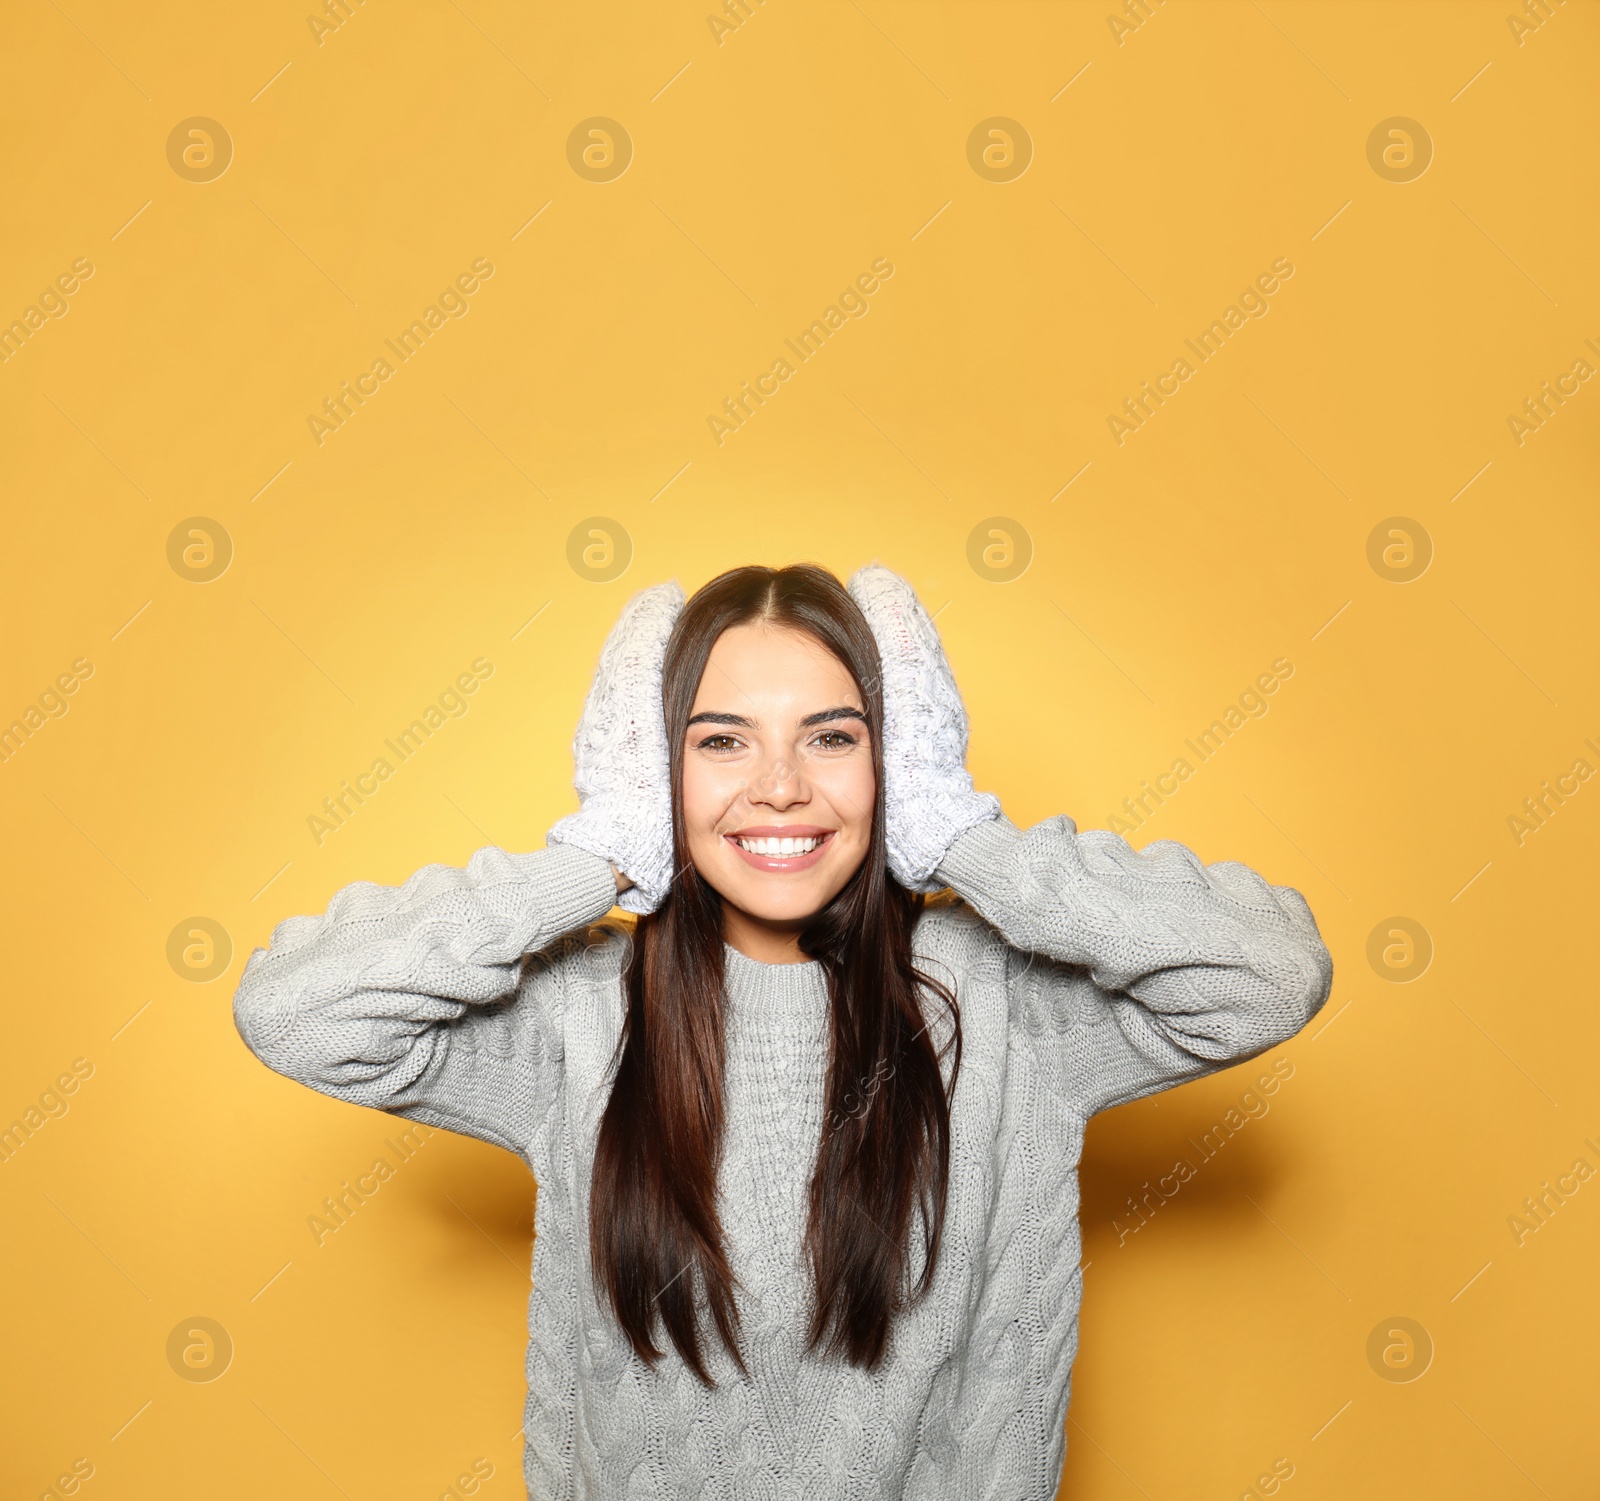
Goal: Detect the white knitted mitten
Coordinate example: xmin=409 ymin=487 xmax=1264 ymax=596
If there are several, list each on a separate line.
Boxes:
xmin=546 ymin=581 xmax=684 ymax=914
xmin=847 ymin=564 xmax=1000 ymax=892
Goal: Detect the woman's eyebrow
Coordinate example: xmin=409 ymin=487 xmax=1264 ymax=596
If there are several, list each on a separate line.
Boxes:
xmin=798 ymin=706 xmax=868 ymax=728
xmin=685 ymin=711 xmax=756 ymax=729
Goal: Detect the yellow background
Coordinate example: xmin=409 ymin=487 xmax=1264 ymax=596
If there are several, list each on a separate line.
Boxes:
xmin=3 ymin=0 xmax=1597 ymax=1495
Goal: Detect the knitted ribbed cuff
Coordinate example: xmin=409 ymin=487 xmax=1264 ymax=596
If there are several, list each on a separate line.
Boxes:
xmin=932 ymin=812 xmax=1024 ymax=901
xmin=518 ymin=840 xmax=626 ymax=937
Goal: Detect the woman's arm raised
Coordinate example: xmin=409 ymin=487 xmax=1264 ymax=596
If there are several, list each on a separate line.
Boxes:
xmin=848 ymin=563 xmax=1332 ymax=1111
xmin=234 ymin=579 xmax=683 ymax=1152
xmin=232 ymin=843 xmax=621 ymax=1153
xmin=936 ymin=814 xmax=1333 ymax=1113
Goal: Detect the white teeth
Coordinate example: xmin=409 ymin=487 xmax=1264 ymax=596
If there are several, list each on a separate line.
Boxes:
xmin=735 ymin=835 xmax=822 ymax=856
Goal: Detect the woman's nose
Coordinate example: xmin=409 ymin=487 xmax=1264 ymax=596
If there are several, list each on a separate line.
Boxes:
xmin=743 ymin=752 xmax=807 ymax=807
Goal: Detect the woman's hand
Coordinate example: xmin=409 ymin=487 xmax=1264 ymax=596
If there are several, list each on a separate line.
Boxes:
xmin=547 ymin=581 xmax=684 ymax=914
xmin=847 ymin=564 xmax=1000 ymax=892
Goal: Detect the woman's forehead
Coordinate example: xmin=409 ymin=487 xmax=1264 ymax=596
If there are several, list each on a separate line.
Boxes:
xmin=690 ymin=622 xmax=862 ymax=718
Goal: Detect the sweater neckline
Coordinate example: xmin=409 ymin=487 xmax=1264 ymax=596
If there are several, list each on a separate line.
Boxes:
xmin=722 ymin=942 xmax=824 ymax=979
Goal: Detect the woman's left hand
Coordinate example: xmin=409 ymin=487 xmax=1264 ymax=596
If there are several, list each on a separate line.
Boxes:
xmin=848 ymin=564 xmax=1000 ymax=892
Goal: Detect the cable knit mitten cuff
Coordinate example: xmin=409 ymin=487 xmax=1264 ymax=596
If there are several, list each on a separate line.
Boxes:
xmin=546 ymin=581 xmax=684 ymax=914
xmin=848 ymin=564 xmax=1000 ymax=892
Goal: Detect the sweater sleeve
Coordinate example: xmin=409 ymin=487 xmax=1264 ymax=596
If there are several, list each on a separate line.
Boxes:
xmin=231 ymin=842 xmax=621 ymax=1156
xmin=935 ymin=814 xmax=1334 ymax=1116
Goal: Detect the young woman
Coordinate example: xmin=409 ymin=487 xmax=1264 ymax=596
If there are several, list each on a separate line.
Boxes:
xmin=233 ymin=562 xmax=1333 ymax=1500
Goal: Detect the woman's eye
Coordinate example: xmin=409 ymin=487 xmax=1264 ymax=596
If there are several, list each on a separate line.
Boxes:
xmin=812 ymin=729 xmax=857 ymax=750
xmin=696 ymin=734 xmax=743 ymax=753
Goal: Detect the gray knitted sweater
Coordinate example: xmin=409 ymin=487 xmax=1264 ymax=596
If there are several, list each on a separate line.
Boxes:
xmin=232 ymin=814 xmax=1332 ymax=1500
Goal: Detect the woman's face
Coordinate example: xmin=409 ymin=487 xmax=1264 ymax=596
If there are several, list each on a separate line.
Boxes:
xmin=680 ymin=621 xmax=875 ymax=933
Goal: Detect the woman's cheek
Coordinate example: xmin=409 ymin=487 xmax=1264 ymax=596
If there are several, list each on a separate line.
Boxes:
xmin=681 ymin=758 xmax=743 ymax=834
xmin=813 ymin=758 xmax=876 ymax=839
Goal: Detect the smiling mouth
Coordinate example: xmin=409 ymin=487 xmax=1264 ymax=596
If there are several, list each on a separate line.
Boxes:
xmin=735 ymin=834 xmax=824 ymax=856
xmin=724 ymin=827 xmax=835 ymax=870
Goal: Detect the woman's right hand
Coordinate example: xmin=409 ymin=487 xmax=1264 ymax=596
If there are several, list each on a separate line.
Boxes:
xmin=546 ymin=581 xmax=684 ymax=914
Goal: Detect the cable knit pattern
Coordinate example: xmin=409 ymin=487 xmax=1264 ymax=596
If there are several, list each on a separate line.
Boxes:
xmin=232 ymin=817 xmax=1332 ymax=1500
xmin=847 ymin=565 xmax=1001 ymax=892
xmin=546 ymin=581 xmax=684 ymax=914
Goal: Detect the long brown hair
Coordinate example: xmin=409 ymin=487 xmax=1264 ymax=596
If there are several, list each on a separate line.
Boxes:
xmin=588 ymin=563 xmax=962 ymax=1385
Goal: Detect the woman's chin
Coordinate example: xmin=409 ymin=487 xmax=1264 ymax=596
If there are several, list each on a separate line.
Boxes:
xmin=693 ymin=860 xmax=845 ymax=929
xmin=719 ymin=882 xmax=829 ymax=927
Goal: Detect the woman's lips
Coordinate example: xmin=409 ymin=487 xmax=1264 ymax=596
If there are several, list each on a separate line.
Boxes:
xmin=723 ymin=829 xmax=835 ymax=873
